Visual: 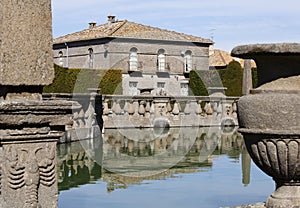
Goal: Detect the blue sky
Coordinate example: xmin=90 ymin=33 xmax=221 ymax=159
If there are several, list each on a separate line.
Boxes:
xmin=51 ymin=0 xmax=300 ymax=52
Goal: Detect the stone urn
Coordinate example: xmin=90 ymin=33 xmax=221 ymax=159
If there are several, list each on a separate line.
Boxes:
xmin=231 ymin=43 xmax=300 ymax=208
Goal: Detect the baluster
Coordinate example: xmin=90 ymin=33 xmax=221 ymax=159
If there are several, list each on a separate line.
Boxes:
xmin=232 ymin=101 xmax=238 ymax=118
xmin=212 ymin=102 xmax=218 ymax=117
xmin=123 ymin=100 xmax=129 ymax=116
xmin=127 ymin=100 xmax=135 ymax=115
xmin=184 ymin=100 xmax=191 ymax=115
xmin=149 ymin=140 xmax=155 ymax=153
xmin=145 ymin=101 xmax=151 ymax=118
xmin=133 ymin=100 xmax=139 ymax=117
xmin=73 ymin=111 xmax=79 ymax=128
xmin=172 ymin=102 xmax=180 ymax=120
xmin=114 ymin=100 xmax=122 ymax=115
xmin=167 ymin=101 xmax=172 ymax=116
xmin=196 ymin=100 xmax=202 ymax=115
xmin=85 ymin=101 xmax=95 ymax=128
xmin=111 ymin=100 xmax=117 ymax=115
xmin=150 ymin=101 xmax=155 ymax=116
xmin=78 ymin=108 xmax=85 ymax=127
xmin=138 ymin=100 xmax=146 ymax=116
xmin=103 ymin=99 xmax=110 ymax=115
xmin=217 ymin=101 xmax=223 ymax=119
xmin=204 ymin=102 xmax=213 ymax=116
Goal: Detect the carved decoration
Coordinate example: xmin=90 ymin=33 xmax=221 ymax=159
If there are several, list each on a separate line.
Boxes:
xmin=4 ymin=143 xmax=56 ymax=208
xmin=245 ymin=135 xmax=300 ymax=183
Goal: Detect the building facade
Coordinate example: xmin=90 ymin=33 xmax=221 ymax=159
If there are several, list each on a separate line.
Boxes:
xmin=53 ymin=15 xmax=213 ymax=96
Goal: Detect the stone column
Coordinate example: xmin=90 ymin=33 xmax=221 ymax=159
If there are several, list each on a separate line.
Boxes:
xmin=242 ymin=59 xmax=253 ymax=95
xmin=0 ymin=0 xmax=54 ymax=99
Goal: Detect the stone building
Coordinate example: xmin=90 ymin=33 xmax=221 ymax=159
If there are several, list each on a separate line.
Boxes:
xmin=53 ymin=15 xmax=213 ymax=96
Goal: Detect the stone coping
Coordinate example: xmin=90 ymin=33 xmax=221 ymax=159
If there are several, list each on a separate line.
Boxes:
xmin=231 ymin=43 xmax=300 ymax=58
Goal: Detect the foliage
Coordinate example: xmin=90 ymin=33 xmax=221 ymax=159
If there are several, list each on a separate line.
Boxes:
xmin=189 ymin=70 xmax=208 ymax=96
xmin=190 ymin=60 xmax=256 ymax=96
xmin=218 ymin=60 xmax=243 ymax=96
xmin=43 ymin=65 xmax=122 ymax=94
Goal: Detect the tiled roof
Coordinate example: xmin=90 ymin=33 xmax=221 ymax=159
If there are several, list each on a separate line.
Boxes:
xmin=54 ymin=19 xmax=213 ymax=44
xmin=209 ymin=49 xmax=233 ymax=68
xmin=210 ymin=49 xmax=256 ymax=68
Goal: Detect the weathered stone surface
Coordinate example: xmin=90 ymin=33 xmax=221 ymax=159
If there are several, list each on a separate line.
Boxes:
xmin=231 ymin=43 xmax=300 ymax=86
xmin=242 ymin=60 xmax=253 ymax=95
xmin=253 ymin=75 xmax=300 ymax=93
xmin=1 ymin=142 xmax=58 ymax=208
xmin=231 ymin=43 xmax=300 ymax=56
xmin=0 ymin=0 xmax=54 ymax=86
xmin=238 ymin=93 xmax=300 ymax=134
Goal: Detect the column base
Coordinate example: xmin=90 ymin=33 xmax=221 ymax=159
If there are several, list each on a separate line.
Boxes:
xmin=266 ymin=185 xmax=300 ymax=208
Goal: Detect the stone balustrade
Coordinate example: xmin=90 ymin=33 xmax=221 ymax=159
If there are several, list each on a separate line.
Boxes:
xmin=102 ymin=95 xmax=239 ymax=129
xmin=43 ymin=93 xmax=102 ymax=143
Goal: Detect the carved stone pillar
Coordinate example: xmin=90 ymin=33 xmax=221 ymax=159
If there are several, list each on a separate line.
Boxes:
xmin=0 ymin=0 xmax=79 ymax=207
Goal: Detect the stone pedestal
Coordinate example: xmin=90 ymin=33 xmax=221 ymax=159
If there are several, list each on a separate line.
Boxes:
xmin=232 ymin=43 xmax=300 ymax=208
xmin=0 ymin=0 xmax=80 ymax=207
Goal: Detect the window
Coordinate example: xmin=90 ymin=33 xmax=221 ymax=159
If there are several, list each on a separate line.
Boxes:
xmin=129 ymin=81 xmax=138 ymax=95
xmin=58 ymin=51 xmax=63 ymax=66
xmin=157 ymin=82 xmax=166 ymax=96
xmin=157 ymin=82 xmax=165 ymax=88
xmin=184 ymin=50 xmax=192 ymax=72
xmin=129 ymin=47 xmax=138 ymax=71
xmin=88 ymin=48 xmax=94 ymax=69
xmin=157 ymin=49 xmax=165 ymax=72
xmin=180 ymin=83 xmax=189 ymax=96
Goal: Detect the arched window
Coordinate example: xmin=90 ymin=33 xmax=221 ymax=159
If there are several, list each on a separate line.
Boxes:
xmin=157 ymin=49 xmax=165 ymax=72
xmin=58 ymin=51 xmax=63 ymax=66
xmin=184 ymin=50 xmax=192 ymax=72
xmin=129 ymin=47 xmax=138 ymax=71
xmin=88 ymin=48 xmax=94 ymax=69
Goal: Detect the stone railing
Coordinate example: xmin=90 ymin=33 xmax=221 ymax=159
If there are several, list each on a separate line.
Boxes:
xmin=43 ymin=92 xmax=102 ymax=143
xmin=102 ymin=94 xmax=239 ymax=129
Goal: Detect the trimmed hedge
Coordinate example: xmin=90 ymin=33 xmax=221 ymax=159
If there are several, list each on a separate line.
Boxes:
xmin=190 ymin=60 xmax=257 ymax=96
xmin=43 ymin=65 xmax=122 ymax=94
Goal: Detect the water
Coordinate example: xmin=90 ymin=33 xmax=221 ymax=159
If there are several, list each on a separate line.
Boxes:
xmin=57 ymin=127 xmax=273 ymax=208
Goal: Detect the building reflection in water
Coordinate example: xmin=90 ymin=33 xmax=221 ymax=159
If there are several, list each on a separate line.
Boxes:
xmin=57 ymin=126 xmax=251 ymax=193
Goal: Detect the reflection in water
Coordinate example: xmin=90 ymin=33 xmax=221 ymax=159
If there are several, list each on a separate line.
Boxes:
xmin=57 ymin=126 xmax=249 ymax=193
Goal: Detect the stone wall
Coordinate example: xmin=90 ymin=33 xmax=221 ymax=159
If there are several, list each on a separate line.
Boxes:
xmin=54 ymin=38 xmax=209 ymax=72
xmin=53 ymin=38 xmax=210 ymax=96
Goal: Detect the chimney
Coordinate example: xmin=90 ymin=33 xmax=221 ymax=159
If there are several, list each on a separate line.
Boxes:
xmin=89 ymin=22 xmax=97 ymax=29
xmin=107 ymin=15 xmax=116 ymax=24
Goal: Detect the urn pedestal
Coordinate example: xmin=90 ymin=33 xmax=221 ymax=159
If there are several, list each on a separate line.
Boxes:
xmin=231 ymin=43 xmax=300 ymax=208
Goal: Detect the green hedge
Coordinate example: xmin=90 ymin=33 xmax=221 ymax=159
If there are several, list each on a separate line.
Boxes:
xmin=190 ymin=60 xmax=257 ymax=96
xmin=43 ymin=65 xmax=122 ymax=94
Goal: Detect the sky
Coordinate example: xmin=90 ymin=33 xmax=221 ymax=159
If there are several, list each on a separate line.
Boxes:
xmin=51 ymin=0 xmax=300 ymax=52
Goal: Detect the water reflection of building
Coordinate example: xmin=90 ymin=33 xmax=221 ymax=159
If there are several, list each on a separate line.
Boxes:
xmin=56 ymin=127 xmax=251 ymax=192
